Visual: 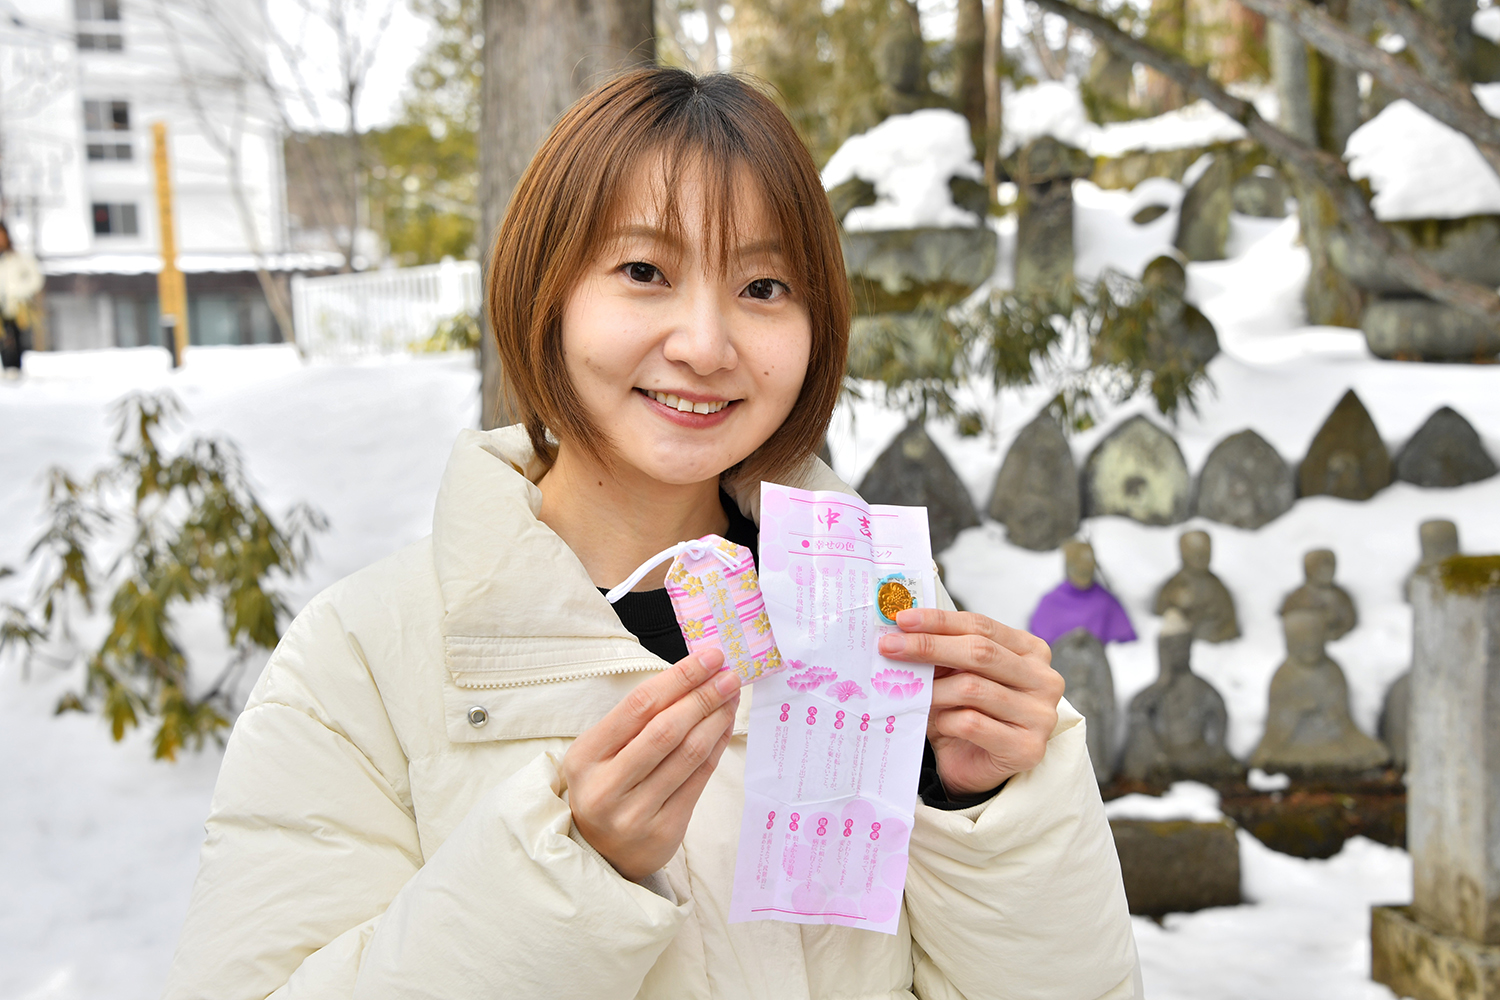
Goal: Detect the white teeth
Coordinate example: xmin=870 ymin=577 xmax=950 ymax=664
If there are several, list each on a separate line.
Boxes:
xmin=646 ymin=389 xmax=729 ymax=414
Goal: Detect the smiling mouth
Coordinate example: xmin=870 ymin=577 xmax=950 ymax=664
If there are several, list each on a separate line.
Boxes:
xmin=641 ymin=388 xmax=734 ymax=415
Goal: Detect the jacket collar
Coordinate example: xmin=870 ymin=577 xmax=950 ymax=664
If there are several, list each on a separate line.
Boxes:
xmin=432 ymin=425 xmax=854 ymax=689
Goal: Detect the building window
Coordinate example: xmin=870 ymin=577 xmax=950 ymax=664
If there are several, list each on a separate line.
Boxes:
xmin=84 ymin=100 xmax=132 ymax=161
xmin=92 ymin=202 xmax=138 ymax=236
xmin=75 ymin=0 xmax=121 ymax=19
xmin=77 ymin=32 xmax=125 ymax=50
xmin=76 ymin=0 xmax=123 ymax=50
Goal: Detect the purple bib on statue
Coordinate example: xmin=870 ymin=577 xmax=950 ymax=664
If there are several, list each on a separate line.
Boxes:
xmin=1028 ymin=581 xmax=1137 ymax=646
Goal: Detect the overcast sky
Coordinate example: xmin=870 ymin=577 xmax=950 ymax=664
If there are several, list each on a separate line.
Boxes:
xmin=266 ymin=0 xmax=430 ymax=132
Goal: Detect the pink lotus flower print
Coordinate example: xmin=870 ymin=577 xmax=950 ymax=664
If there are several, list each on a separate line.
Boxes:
xmin=787 ymin=669 xmax=835 ymax=692
xmin=871 ymin=668 xmax=924 ymax=699
xmin=804 ymin=665 xmax=837 ymax=683
xmin=828 ymin=680 xmax=867 ymax=703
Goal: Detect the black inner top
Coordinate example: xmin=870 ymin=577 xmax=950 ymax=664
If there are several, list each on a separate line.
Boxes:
xmin=602 ymin=491 xmax=999 ymax=811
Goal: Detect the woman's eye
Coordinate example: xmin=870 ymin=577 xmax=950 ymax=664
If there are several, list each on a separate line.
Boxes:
xmin=624 ymin=261 xmax=663 ymax=284
xmin=744 ymin=278 xmax=788 ymax=301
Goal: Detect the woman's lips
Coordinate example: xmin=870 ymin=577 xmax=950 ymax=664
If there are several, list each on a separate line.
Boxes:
xmin=637 ymin=387 xmax=739 ymax=428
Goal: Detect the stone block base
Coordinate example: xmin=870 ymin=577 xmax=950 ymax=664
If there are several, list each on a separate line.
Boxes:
xmin=1372 ymin=905 xmax=1500 ymax=1000
xmin=1362 ymin=299 xmax=1500 ymax=362
xmin=1109 ymin=819 xmax=1241 ymax=916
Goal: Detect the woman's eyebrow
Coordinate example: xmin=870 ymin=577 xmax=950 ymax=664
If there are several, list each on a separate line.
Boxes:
xmin=608 ymin=224 xmax=683 ymax=252
xmin=734 ymin=238 xmax=783 ymax=259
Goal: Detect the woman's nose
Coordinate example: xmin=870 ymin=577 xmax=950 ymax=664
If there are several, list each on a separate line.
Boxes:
xmin=661 ymin=284 xmax=737 ymax=375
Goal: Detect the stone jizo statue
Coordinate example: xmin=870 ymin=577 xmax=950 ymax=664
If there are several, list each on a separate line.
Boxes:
xmin=1028 ymin=540 xmax=1137 ymax=646
xmin=1250 ymin=610 xmax=1390 ymax=778
xmin=1120 ymin=610 xmax=1243 ymax=785
xmin=1154 ymin=530 xmax=1240 ymax=643
xmin=1050 ymin=627 xmax=1117 ymax=784
xmin=1279 ymin=549 xmax=1357 ymax=640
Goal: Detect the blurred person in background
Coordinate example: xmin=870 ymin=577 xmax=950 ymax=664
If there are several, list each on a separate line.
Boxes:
xmin=0 ymin=221 xmax=43 ymax=376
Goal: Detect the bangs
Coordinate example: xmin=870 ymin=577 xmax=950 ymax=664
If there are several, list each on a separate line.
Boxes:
xmin=583 ymin=89 xmax=817 ymax=291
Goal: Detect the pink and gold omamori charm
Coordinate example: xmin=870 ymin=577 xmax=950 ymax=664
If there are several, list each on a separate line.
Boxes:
xmin=605 ymin=535 xmax=784 ymax=683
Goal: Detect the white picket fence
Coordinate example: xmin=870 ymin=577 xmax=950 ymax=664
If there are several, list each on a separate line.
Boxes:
xmin=290 ymin=259 xmax=482 ymax=357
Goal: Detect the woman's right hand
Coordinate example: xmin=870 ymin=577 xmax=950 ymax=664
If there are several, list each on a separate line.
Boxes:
xmin=562 ymin=648 xmax=741 ymax=882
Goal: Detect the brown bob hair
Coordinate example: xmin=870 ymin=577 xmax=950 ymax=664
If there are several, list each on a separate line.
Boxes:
xmin=488 ymin=68 xmax=850 ymax=488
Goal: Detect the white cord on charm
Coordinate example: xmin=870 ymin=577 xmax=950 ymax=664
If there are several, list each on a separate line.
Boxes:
xmin=603 ymin=537 xmax=740 ymax=604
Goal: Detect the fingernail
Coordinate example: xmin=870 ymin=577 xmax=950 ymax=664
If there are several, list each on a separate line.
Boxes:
xmin=698 ymin=648 xmax=725 ymax=672
xmin=880 ymin=633 xmax=906 ymax=654
xmin=716 ymin=670 xmax=742 ymax=695
xmin=896 ymin=609 xmax=919 ymax=627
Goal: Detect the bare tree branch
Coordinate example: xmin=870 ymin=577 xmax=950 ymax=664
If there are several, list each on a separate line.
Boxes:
xmin=152 ymin=0 xmax=298 ymax=344
xmin=1368 ymin=0 xmax=1462 ymax=85
xmin=1030 ymin=0 xmax=1500 ymax=323
xmin=1232 ymin=0 xmax=1500 ymax=177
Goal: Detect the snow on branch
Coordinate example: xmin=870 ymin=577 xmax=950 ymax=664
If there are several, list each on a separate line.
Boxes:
xmin=1029 ymin=0 xmax=1500 ymax=325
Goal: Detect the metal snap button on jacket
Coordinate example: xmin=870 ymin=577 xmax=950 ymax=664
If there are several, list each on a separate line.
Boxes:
xmin=466 ymin=706 xmax=488 ymax=728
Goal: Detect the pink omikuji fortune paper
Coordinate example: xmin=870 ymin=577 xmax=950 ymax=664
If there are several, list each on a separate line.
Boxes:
xmin=663 ymin=536 xmax=785 ymax=684
xmin=729 ymin=483 xmax=935 ymax=936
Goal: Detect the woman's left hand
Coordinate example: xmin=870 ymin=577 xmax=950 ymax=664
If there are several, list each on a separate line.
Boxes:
xmin=878 ymin=608 xmax=1065 ymax=797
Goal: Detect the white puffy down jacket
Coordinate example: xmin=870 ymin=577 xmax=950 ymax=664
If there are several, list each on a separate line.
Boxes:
xmin=163 ymin=426 xmax=1140 ymax=1000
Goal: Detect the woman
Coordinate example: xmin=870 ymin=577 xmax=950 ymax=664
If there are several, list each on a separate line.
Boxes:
xmin=165 ymin=69 xmax=1139 ymax=999
xmin=0 ymin=220 xmax=43 ymax=375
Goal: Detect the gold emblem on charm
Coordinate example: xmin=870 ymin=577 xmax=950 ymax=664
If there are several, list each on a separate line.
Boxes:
xmin=877 ymin=578 xmax=914 ymax=622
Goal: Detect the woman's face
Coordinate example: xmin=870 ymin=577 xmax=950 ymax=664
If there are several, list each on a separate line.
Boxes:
xmin=558 ymin=163 xmax=812 ymax=487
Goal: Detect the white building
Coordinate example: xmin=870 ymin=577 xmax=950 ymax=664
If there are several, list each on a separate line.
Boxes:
xmin=0 ymin=0 xmax=340 ymax=350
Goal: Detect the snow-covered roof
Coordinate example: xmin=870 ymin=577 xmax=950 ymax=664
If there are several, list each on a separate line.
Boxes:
xmin=820 ymin=108 xmax=985 ymax=231
xmin=1344 ymin=85 xmax=1500 ymax=221
xmin=1001 ymin=80 xmax=1249 ymax=159
xmin=41 ymin=251 xmax=346 ymax=277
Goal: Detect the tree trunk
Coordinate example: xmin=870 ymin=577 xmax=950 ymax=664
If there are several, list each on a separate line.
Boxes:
xmin=983 ymin=0 xmax=1004 ymax=197
xmin=477 ymin=0 xmax=655 ymax=429
xmin=956 ymin=0 xmax=986 ymax=141
xmin=1269 ymin=20 xmax=1317 ymax=144
xmin=1317 ymin=0 xmax=1364 ymax=155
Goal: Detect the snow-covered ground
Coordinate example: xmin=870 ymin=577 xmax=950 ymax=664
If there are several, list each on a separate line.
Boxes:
xmin=4 ymin=192 xmax=1498 ymax=998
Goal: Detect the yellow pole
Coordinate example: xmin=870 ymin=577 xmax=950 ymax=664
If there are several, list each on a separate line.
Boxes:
xmin=152 ymin=121 xmax=189 ymax=365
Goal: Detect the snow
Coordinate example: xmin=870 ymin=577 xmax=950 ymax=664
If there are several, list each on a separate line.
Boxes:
xmin=6 ymin=147 xmax=1500 ymax=998
xmin=1 ymin=348 xmax=479 ymax=1000
xmin=1001 ymin=79 xmax=1249 ymax=159
xmin=820 ymin=109 xmax=984 ymax=231
xmin=1001 ymin=80 xmax=1099 ymax=156
xmin=1106 ymin=781 xmax=1226 ymax=822
xmin=1344 ymin=88 xmax=1500 ymax=221
xmin=1474 ymin=6 xmax=1500 ymax=43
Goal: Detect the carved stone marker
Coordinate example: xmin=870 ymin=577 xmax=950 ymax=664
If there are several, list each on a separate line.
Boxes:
xmin=1279 ymin=549 xmax=1358 ymax=641
xmin=987 ymin=411 xmax=1079 ymax=551
xmin=1231 ymin=167 xmax=1289 ymax=219
xmin=1299 ymin=389 xmax=1391 ymax=501
xmin=1194 ymin=429 xmax=1296 ymax=530
xmin=1082 ymin=415 xmax=1192 ymax=526
xmin=858 ymin=420 xmax=979 ymax=556
xmin=1110 ymin=819 xmax=1242 ymax=915
xmin=1012 ymin=137 xmax=1094 ymax=302
xmin=1029 ymin=540 xmax=1137 ymax=647
xmin=1120 ymin=610 xmax=1244 ymax=785
xmin=1250 ymin=611 xmax=1388 ymax=778
xmin=1394 ymin=406 xmax=1498 ymax=489
xmin=1378 ymin=671 xmax=1410 ymax=772
xmin=1154 ymin=530 xmax=1241 ymax=643
xmin=1372 ymin=555 xmax=1500 ymax=999
xmin=1174 ymin=153 xmax=1233 ymax=262
xmin=1051 ymin=627 xmax=1118 ymax=783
